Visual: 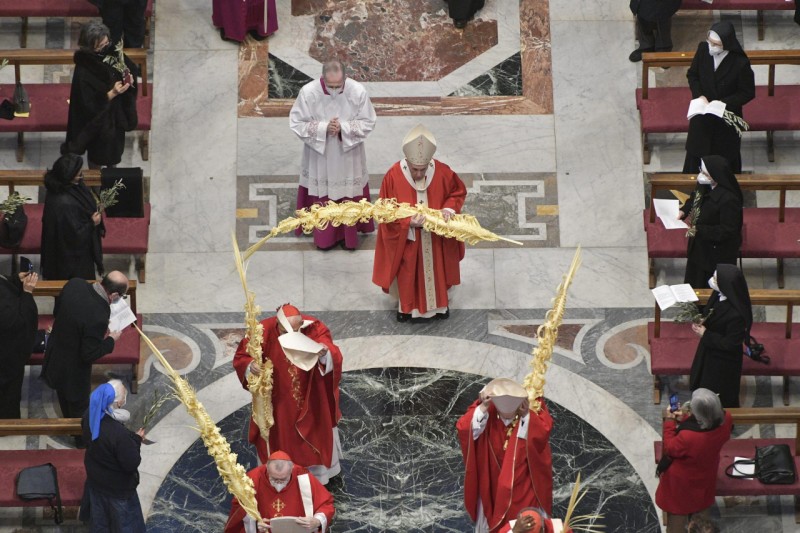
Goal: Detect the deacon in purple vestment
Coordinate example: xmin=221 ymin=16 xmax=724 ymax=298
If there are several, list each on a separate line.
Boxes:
xmin=212 ymin=0 xmax=278 ymax=42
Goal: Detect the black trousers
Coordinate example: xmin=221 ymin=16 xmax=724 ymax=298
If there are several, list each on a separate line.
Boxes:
xmin=100 ymin=0 xmax=148 ymax=48
xmin=636 ymin=15 xmax=673 ymax=52
xmin=57 ymin=389 xmax=90 ymax=419
xmin=0 ymin=352 xmax=28 ymax=419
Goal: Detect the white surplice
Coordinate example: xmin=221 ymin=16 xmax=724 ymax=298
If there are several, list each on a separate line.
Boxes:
xmin=289 ymin=78 xmax=376 ymax=200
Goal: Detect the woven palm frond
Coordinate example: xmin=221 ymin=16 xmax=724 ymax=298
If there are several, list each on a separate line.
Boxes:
xmin=522 ymin=247 xmax=582 ymax=412
xmin=232 ymin=233 xmax=274 ymax=448
xmin=563 ymin=473 xmax=605 ymax=532
xmin=135 ymin=325 xmax=263 ymax=525
xmin=242 ymin=198 xmax=521 ymax=260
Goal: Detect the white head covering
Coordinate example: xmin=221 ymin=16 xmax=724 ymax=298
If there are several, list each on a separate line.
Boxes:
xmin=402 ymin=125 xmax=437 ymax=166
xmin=483 ymin=378 xmax=528 ymax=414
xmin=276 ymin=306 xmax=325 ymax=371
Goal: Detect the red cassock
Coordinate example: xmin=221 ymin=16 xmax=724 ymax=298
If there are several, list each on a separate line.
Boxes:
xmin=372 ymin=160 xmax=467 ymax=315
xmin=655 ymin=411 xmax=732 ymax=515
xmin=456 ymin=399 xmax=554 ymax=532
xmin=498 ymin=519 xmax=571 ymax=533
xmin=225 ymin=464 xmax=335 ymax=533
xmin=233 ymin=315 xmax=343 ymax=467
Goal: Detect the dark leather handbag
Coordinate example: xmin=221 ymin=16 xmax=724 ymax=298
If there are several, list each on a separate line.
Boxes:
xmin=13 ymin=81 xmax=30 ymax=117
xmin=726 ymin=445 xmax=797 ymax=485
xmin=16 ymin=463 xmax=63 ymax=524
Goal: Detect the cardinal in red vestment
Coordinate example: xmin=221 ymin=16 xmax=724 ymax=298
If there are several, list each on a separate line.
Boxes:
xmin=498 ymin=508 xmax=572 ymax=533
xmin=225 ymin=451 xmax=335 ymax=533
xmin=233 ymin=304 xmax=343 ymax=483
xmin=372 ymin=124 xmax=467 ymax=323
xmin=456 ymin=378 xmax=554 ymax=533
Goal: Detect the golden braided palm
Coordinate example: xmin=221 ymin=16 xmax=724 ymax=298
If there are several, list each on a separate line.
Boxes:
xmin=242 ymin=198 xmax=521 ymax=260
xmin=134 ymin=325 xmax=263 ymax=524
xmin=522 ymin=247 xmax=582 ymax=413
xmin=233 ymin=235 xmax=275 ymax=449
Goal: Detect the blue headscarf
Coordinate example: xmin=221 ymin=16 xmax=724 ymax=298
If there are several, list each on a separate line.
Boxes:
xmin=89 ymin=383 xmax=116 ymax=441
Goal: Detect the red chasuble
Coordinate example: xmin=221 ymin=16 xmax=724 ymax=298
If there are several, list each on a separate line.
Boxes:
xmin=456 ymin=399 xmax=554 ymax=532
xmin=233 ymin=315 xmax=343 ymax=466
xmin=372 ymin=159 xmax=467 ymax=315
xmin=498 ymin=519 xmax=570 ymax=533
xmin=225 ymin=464 xmax=335 ymax=533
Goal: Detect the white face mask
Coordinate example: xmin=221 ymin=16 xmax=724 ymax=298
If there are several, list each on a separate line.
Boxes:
xmin=270 ymin=480 xmax=288 ymax=493
xmin=708 ymin=44 xmax=725 ymax=56
xmin=696 ymin=174 xmax=713 ymax=185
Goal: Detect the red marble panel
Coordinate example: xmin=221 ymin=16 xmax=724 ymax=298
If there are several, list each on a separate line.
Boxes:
xmin=307 ymin=0 xmax=497 ymax=82
xmin=238 ymin=38 xmax=270 ymax=117
xmin=520 ymin=0 xmax=553 ymax=114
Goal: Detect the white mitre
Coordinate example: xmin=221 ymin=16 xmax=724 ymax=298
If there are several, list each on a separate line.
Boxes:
xmin=276 ymin=306 xmax=325 ymax=371
xmin=402 ymin=124 xmax=437 ymax=166
xmin=483 ymin=377 xmax=528 ymax=414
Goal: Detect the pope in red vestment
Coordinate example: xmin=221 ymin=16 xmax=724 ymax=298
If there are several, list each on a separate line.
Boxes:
xmin=233 ymin=305 xmax=343 ymax=483
xmin=373 ymin=124 xmax=467 ymax=321
xmin=456 ymin=378 xmax=554 ymax=533
xmin=225 ymin=451 xmax=335 ymax=533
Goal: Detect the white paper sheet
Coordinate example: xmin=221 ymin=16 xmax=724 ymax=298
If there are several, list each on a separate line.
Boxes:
xmin=653 ymin=199 xmax=689 ymax=230
xmin=268 ymin=517 xmax=308 ymax=533
xmin=109 ymin=298 xmax=136 ymax=332
xmin=730 ymin=457 xmax=755 ymax=478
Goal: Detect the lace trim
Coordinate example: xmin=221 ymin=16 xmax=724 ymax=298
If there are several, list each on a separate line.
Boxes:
xmin=348 ymin=119 xmax=362 ymax=138
xmin=307 ymin=120 xmax=319 ymax=140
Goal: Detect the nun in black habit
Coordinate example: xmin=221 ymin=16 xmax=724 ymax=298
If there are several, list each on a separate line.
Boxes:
xmin=679 ymin=155 xmax=743 ymax=288
xmin=689 ymin=264 xmax=752 ymax=408
xmin=683 ymin=22 xmax=755 ymax=174
xmin=41 ymin=154 xmax=105 ymax=281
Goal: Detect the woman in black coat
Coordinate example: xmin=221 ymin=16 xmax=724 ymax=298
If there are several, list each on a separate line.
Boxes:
xmin=689 ymin=264 xmax=752 ymax=408
xmin=0 ymin=271 xmax=38 ymax=419
xmin=683 ymin=21 xmax=755 ymax=173
xmin=62 ymin=21 xmax=137 ymax=168
xmin=41 ymin=154 xmax=105 ymax=280
xmin=679 ymin=155 xmax=743 ymax=288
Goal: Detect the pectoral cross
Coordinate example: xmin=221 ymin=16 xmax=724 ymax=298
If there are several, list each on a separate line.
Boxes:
xmin=272 ymin=498 xmax=285 ymax=516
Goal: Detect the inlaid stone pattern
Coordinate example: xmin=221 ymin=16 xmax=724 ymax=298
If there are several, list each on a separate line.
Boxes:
xmin=305 ymin=0 xmax=497 ymax=82
xmin=235 ymin=173 xmax=560 ymax=250
xmin=450 ymin=53 xmax=523 ymax=97
xmin=145 ymin=368 xmax=660 ymax=532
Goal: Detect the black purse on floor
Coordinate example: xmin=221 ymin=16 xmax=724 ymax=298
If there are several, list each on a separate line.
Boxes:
xmin=15 ymin=463 xmax=63 ymax=524
xmin=726 ymin=444 xmax=797 ymax=485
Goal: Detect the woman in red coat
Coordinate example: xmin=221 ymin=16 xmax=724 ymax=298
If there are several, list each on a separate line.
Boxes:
xmin=656 ymin=388 xmax=732 ymax=532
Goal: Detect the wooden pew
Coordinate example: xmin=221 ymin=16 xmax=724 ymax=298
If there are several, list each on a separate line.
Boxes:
xmin=636 ymin=50 xmax=800 ymax=164
xmin=0 ymin=0 xmax=154 ymax=49
xmin=649 ymin=289 xmax=800 ymax=405
xmin=31 ymin=280 xmax=142 ymax=394
xmin=0 ymin=48 xmax=152 ymax=162
xmin=654 ymin=407 xmax=800 ymax=523
xmin=0 ymin=418 xmax=85 ymax=510
xmin=0 ymin=169 xmax=151 ymax=282
xmin=679 ymin=0 xmax=797 ymax=41
xmin=644 ymin=173 xmax=800 ymax=289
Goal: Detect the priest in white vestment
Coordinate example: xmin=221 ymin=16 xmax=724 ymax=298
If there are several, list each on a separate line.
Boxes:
xmin=289 ymin=60 xmax=377 ymax=250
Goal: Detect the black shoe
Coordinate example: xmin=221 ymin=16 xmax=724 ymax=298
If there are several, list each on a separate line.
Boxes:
xmin=454 ymin=19 xmax=467 ymax=29
xmin=397 ymin=312 xmax=412 ymax=323
xmin=249 ymin=30 xmax=268 ymax=41
xmin=434 ymin=308 xmax=450 ymax=320
xmin=628 ymin=47 xmax=653 ymax=63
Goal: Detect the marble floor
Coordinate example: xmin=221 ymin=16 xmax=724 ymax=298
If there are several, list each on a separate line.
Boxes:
xmin=3 ymin=0 xmax=800 ymax=532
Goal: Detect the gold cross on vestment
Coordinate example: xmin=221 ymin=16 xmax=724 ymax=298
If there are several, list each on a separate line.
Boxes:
xmin=272 ymin=498 xmax=285 ymax=515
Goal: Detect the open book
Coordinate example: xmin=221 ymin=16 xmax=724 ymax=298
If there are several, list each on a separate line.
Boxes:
xmin=652 ymin=199 xmax=689 ymax=230
xmin=109 ymin=298 xmax=137 ymax=332
xmin=651 ymin=284 xmax=699 ymax=311
xmin=687 ymin=98 xmax=726 ymax=120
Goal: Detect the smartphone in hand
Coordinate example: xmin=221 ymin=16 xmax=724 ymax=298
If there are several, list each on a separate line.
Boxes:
xmin=669 ymin=393 xmax=680 ymax=413
xmin=19 ymin=256 xmax=33 ymax=274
